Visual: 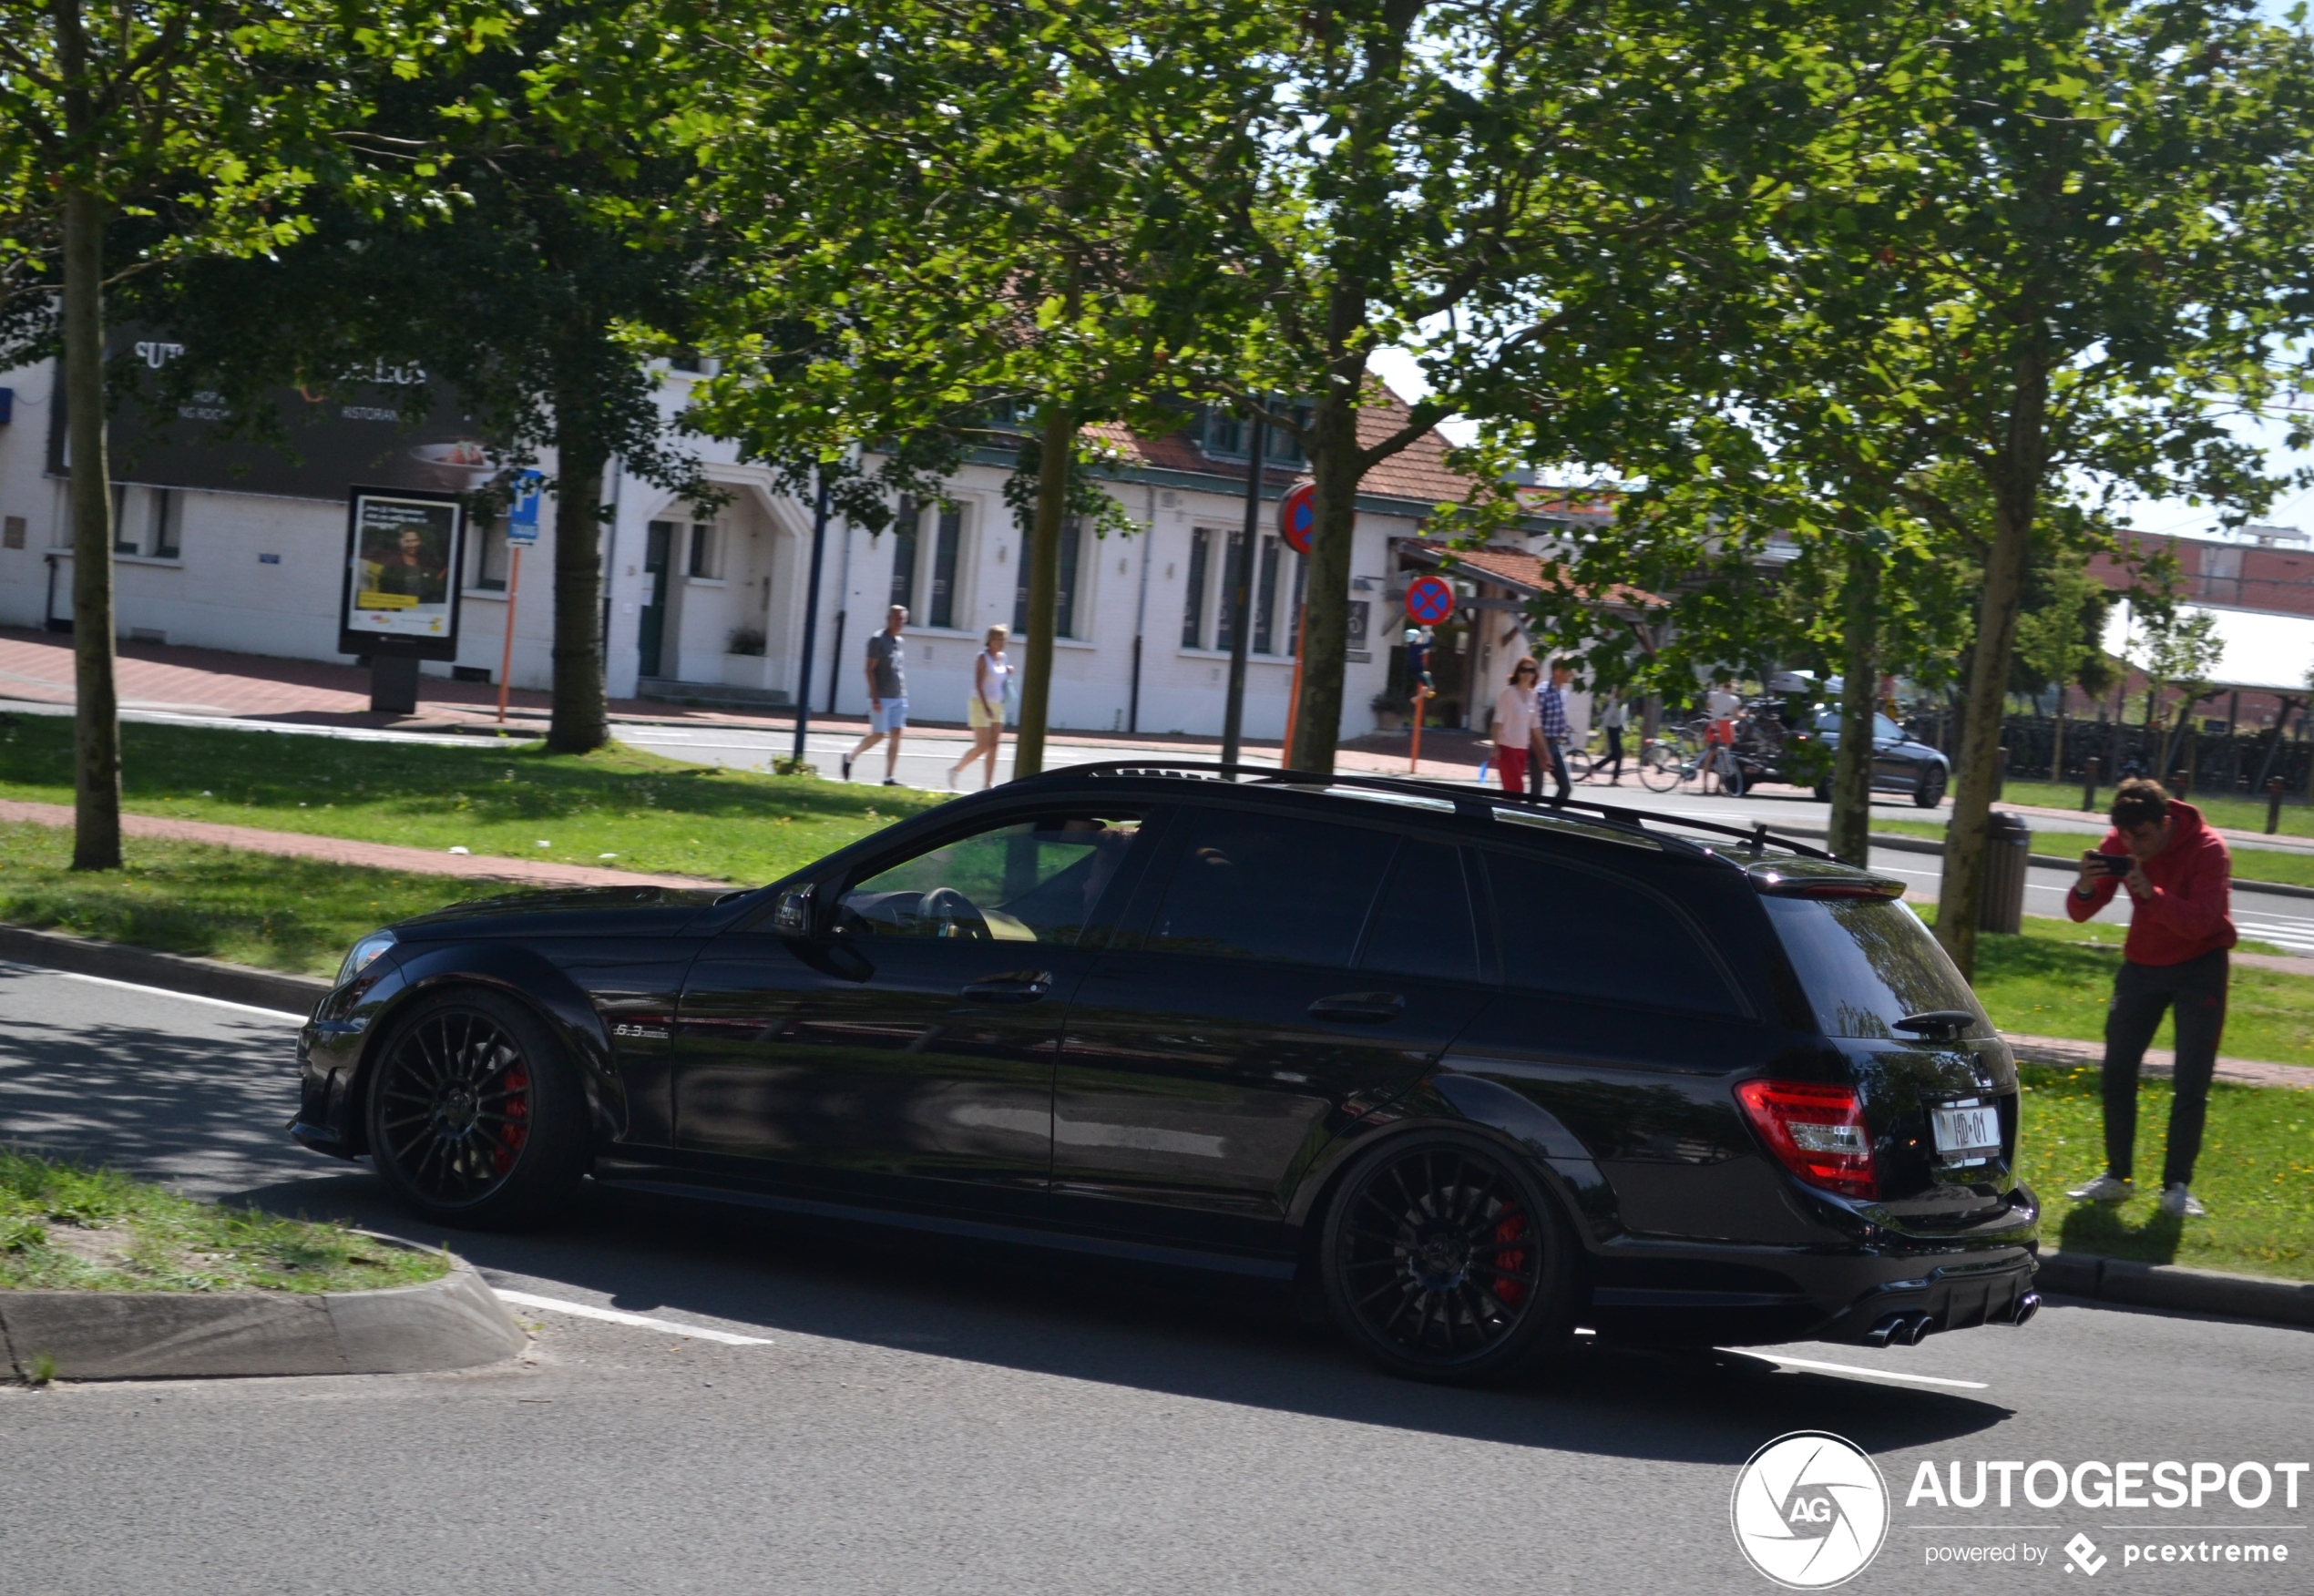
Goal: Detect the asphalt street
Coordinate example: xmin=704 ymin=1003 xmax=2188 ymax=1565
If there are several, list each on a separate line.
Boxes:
xmin=1 ymin=966 xmax=2307 ymax=1595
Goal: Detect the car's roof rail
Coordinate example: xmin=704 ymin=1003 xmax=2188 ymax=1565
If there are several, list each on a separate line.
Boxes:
xmin=1023 ymin=760 xmax=1841 ymax=863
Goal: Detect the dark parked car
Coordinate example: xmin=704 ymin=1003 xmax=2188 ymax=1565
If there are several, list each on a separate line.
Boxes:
xmin=1808 ymin=711 xmax=1951 ymax=808
xmin=292 ymin=765 xmax=2037 ymax=1384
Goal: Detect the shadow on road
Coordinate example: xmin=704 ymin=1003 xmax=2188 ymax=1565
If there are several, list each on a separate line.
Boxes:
xmin=231 ymin=1168 xmax=2016 ymax=1467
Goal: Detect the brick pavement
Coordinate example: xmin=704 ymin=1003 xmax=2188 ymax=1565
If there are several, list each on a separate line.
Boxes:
xmin=0 ymin=799 xmax=712 ymax=889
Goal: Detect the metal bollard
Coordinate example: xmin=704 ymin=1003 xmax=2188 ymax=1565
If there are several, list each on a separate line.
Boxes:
xmin=2171 ymin=768 xmax=2192 ymax=800
xmin=2082 ymin=756 xmax=2101 ymax=813
xmin=2268 ymin=776 xmax=2286 ymax=835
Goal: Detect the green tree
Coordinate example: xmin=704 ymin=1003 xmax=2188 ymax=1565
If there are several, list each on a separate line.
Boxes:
xmin=122 ymin=3 xmax=724 ymax=753
xmin=0 ymin=0 xmax=450 ymax=864
xmin=681 ymin=0 xmax=1244 ymax=773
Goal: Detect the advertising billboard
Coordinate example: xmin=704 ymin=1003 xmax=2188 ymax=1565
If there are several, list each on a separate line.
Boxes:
xmin=339 ymin=488 xmax=466 ymax=660
xmin=46 ymin=335 xmax=500 ymax=503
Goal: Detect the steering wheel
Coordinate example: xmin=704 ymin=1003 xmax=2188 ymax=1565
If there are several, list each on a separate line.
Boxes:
xmin=920 ymin=885 xmax=991 ymax=941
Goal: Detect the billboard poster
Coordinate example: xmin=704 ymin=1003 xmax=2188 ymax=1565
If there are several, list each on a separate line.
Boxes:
xmin=339 ymin=488 xmax=465 ymax=660
xmin=47 ymin=333 xmax=500 ymax=503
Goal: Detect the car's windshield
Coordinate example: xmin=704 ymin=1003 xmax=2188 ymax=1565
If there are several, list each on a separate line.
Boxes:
xmin=1761 ymin=895 xmax=1990 ymax=1039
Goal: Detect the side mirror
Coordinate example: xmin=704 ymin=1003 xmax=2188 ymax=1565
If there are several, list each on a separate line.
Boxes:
xmin=773 ymin=883 xmax=817 ymax=936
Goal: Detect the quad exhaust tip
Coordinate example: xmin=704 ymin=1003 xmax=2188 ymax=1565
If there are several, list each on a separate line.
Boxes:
xmin=1863 ymin=1311 xmax=1939 ymax=1347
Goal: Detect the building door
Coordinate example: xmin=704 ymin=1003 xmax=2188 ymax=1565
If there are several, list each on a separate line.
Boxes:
xmin=638 ymin=520 xmax=673 ymax=679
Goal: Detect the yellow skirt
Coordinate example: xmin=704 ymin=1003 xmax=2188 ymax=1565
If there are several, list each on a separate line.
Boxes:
xmin=968 ymin=698 xmax=1006 ymax=730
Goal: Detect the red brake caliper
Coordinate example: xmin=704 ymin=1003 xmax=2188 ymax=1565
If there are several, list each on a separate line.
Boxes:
xmin=494 ymin=1068 xmax=530 ymax=1171
xmin=1490 ymin=1209 xmax=1528 ymax=1306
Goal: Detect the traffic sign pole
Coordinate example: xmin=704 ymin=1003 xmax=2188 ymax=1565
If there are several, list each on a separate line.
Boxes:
xmin=495 ymin=545 xmax=522 ymax=724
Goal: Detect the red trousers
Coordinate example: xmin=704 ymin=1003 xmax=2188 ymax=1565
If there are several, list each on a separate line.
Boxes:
xmin=1495 ymin=744 xmax=1529 ymax=793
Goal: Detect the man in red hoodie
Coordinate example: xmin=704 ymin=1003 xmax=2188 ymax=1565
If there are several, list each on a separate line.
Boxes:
xmin=2063 ymin=779 xmax=2236 ymax=1217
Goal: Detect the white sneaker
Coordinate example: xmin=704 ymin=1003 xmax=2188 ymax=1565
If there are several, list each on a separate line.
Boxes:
xmin=2067 ymin=1172 xmax=2134 ymax=1202
xmin=2159 ymin=1183 xmax=2206 ymax=1218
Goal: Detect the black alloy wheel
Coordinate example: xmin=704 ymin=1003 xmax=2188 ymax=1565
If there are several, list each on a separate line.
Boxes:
xmin=1913 ymin=762 xmax=1949 ymax=808
xmin=366 ymin=989 xmax=587 ymax=1227
xmin=1321 ymin=1133 xmax=1574 ymax=1384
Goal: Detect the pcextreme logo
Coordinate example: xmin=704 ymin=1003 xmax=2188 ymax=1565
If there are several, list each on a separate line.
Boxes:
xmin=1732 ymin=1431 xmax=1891 ymax=1589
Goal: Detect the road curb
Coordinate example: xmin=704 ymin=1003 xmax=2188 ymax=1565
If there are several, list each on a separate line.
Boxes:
xmin=0 ymin=922 xmax=328 ymax=1015
xmin=2035 ymin=1250 xmax=2314 ymax=1329
xmin=0 ymin=1254 xmax=527 ymax=1381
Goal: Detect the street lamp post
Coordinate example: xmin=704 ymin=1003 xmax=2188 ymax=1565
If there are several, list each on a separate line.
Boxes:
xmin=1220 ymin=406 xmax=1268 ymax=769
xmin=789 ymin=467 xmax=833 ymax=771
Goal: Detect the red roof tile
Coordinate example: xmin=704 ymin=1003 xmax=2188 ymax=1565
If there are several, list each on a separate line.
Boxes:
xmin=1082 ymin=385 xmax=1477 ymax=508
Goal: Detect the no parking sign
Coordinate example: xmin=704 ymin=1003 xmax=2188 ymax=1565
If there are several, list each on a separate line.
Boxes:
xmin=1405 ymin=574 xmax=1456 ymax=626
xmin=1278 ymin=482 xmax=1316 ymax=555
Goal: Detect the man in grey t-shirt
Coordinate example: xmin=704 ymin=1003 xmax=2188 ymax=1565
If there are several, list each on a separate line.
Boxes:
xmin=845 ymin=605 xmax=909 ymax=784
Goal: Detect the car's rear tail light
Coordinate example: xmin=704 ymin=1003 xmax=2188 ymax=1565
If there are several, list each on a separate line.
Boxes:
xmin=1735 ymin=1079 xmax=1878 ymax=1199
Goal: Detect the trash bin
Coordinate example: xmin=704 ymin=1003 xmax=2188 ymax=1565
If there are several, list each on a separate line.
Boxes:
xmin=1979 ymin=810 xmax=2031 ymax=935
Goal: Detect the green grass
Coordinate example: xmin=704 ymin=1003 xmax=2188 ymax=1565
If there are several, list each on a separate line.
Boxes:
xmin=1997 ymin=776 xmax=2314 ymax=842
xmin=2017 ymin=1065 xmax=2314 ymax=1280
xmin=0 ymin=712 xmax=940 ymax=885
xmin=0 ymin=1147 xmax=448 ymax=1294
xmin=0 ymin=822 xmax=517 ymax=976
xmin=1871 ymin=813 xmax=2314 ymax=890
xmin=1957 ymin=914 xmax=2314 ymax=1066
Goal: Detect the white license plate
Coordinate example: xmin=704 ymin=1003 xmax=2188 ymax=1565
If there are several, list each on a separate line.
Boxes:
xmin=1932 ymin=1103 xmax=2002 ymax=1163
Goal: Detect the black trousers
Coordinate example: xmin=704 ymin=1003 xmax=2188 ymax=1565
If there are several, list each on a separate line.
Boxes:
xmin=1602 ymin=725 xmax=1623 ymax=778
xmin=2102 ymin=949 xmax=2227 ymax=1188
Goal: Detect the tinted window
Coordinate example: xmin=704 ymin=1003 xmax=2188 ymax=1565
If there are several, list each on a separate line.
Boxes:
xmin=1761 ymin=896 xmax=1990 ymax=1039
xmin=840 ymin=813 xmax=1144 ymax=945
xmin=1361 ymin=839 xmax=1479 ymax=983
xmin=1147 ymin=809 xmax=1394 ymax=965
xmin=1486 ymin=851 xmax=1742 ymax=1015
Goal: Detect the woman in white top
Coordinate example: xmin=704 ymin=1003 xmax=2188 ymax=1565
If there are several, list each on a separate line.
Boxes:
xmin=1490 ymin=658 xmax=1541 ymax=793
xmin=948 ymin=624 xmax=1012 ymax=789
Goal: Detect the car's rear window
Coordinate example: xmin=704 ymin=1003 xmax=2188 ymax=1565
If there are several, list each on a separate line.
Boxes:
xmin=1761 ymin=896 xmax=1990 ymax=1039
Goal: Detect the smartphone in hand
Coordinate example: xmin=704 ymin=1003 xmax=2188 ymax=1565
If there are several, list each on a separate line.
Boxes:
xmin=2081 ymin=851 xmax=2132 ymax=877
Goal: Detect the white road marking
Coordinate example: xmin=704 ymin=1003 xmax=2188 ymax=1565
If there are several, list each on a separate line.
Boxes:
xmin=0 ymin=959 xmax=306 ymax=1021
xmin=1734 ymin=1350 xmax=1990 ymax=1389
xmin=493 ymin=1288 xmax=775 ymax=1345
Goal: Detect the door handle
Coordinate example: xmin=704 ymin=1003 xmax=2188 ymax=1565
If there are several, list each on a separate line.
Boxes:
xmin=962 ymin=970 xmax=1054 ymax=1004
xmin=1307 ymin=991 xmax=1406 ymax=1023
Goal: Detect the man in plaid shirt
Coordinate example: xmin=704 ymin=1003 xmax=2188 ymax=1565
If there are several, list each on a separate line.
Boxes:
xmin=1531 ymin=659 xmax=1574 ymax=798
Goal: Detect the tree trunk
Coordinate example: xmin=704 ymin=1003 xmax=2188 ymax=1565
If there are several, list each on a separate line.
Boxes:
xmin=546 ymin=425 xmax=609 ymax=754
xmin=1013 ymin=403 xmax=1071 ymax=778
xmin=63 ymin=177 xmax=122 ymax=871
xmin=2050 ymin=688 xmax=2065 ymax=783
xmin=1934 ymin=373 xmax=2047 ymax=976
xmin=1828 ymin=540 xmax=1879 ymax=866
xmin=1287 ymin=381 xmax=1365 ymax=774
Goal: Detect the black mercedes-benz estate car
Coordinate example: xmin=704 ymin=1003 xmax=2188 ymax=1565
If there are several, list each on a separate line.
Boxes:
xmin=292 ymin=763 xmax=2039 ymax=1384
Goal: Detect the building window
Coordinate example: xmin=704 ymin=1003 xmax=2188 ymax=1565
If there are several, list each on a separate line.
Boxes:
xmin=1202 ymin=404 xmax=1312 ymax=464
xmin=890 ymin=497 xmax=920 ymax=613
xmin=472 ymin=516 xmax=510 ymax=590
xmin=152 ymin=489 xmax=181 ymax=559
xmin=112 ymin=486 xmax=182 ymax=558
xmin=2196 ymin=546 xmax=2244 ymax=605
xmin=1182 ymin=527 xmax=1213 ymax=648
xmin=1014 ymin=517 xmax=1084 ymax=638
xmin=1254 ymin=536 xmax=1281 ymax=654
xmin=927 ymin=503 xmax=963 ymax=629
xmin=687 ymin=521 xmax=720 ymax=578
xmin=1215 ymin=530 xmax=1248 ymax=653
xmin=892 ymin=499 xmax=964 ymax=626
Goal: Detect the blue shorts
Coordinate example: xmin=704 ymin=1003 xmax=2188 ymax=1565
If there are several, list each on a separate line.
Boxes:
xmin=871 ymin=697 xmax=908 ymax=733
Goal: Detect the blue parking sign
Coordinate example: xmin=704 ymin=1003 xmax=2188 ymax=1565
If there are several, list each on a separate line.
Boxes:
xmin=507 ymin=471 xmax=543 ymax=545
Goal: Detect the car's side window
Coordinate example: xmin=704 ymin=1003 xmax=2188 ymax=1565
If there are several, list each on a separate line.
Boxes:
xmin=1484 ymin=849 xmax=1744 ymax=1015
xmin=837 ymin=812 xmax=1146 ymax=945
xmin=1359 ymin=837 xmax=1480 ymax=983
xmin=1144 ymin=807 xmax=1396 ymax=966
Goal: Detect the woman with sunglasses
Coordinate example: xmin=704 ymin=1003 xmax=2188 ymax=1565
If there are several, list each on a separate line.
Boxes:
xmin=1490 ymin=658 xmax=1541 ymax=793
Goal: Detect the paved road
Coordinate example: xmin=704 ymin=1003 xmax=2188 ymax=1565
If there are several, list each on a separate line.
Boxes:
xmin=2 ymin=967 xmax=2308 ymax=1595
